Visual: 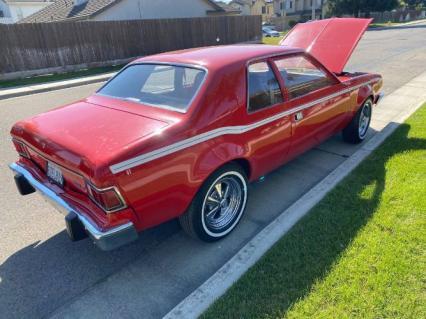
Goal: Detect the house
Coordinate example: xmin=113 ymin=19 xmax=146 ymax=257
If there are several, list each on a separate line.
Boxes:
xmin=229 ymin=0 xmax=276 ymax=21
xmin=214 ymin=1 xmax=241 ymax=15
xmin=0 ymin=0 xmax=52 ymax=23
xmin=280 ymin=0 xmax=325 ymax=20
xmin=229 ymin=0 xmax=326 ymax=22
xmin=20 ymin=0 xmax=236 ymax=23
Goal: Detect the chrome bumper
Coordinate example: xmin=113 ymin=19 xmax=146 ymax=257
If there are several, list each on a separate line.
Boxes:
xmin=9 ymin=162 xmax=138 ymax=251
xmin=375 ymin=92 xmax=385 ymax=105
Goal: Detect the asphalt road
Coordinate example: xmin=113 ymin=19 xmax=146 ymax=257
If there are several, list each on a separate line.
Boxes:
xmin=0 ymin=23 xmax=425 ymax=319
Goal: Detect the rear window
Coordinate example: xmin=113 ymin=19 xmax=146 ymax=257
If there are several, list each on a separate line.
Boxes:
xmin=98 ymin=64 xmax=206 ymax=113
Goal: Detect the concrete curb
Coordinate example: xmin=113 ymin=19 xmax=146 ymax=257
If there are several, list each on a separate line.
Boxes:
xmin=0 ymin=72 xmax=116 ymax=100
xmin=369 ymin=18 xmax=426 ymax=30
xmin=163 ymin=73 xmax=426 ymax=319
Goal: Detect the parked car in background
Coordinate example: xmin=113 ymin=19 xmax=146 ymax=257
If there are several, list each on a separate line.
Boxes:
xmin=262 ymin=26 xmax=280 ymax=37
xmin=10 ymin=18 xmax=383 ymax=251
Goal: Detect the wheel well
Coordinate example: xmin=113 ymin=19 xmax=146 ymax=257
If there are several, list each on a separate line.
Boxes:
xmin=357 ymin=95 xmax=374 ymax=112
xmin=230 ymin=158 xmax=251 ymax=180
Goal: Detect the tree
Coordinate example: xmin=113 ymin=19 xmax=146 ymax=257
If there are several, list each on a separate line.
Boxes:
xmin=328 ymin=0 xmax=400 ymax=17
xmin=402 ymin=0 xmax=426 ymax=8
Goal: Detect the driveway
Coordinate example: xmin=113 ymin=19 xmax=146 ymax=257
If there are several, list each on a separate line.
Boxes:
xmin=0 ymin=22 xmax=425 ymax=319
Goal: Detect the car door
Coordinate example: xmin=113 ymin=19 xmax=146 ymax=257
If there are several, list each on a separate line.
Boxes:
xmin=270 ymin=53 xmax=350 ymax=158
xmin=244 ymin=59 xmax=293 ymax=177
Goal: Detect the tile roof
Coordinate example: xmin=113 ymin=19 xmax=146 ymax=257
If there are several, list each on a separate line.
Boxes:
xmin=214 ymin=1 xmax=242 ymax=13
xmin=20 ymin=0 xmax=121 ymax=23
xmin=19 ymin=0 xmax=226 ymax=23
xmin=4 ymin=0 xmax=52 ymax=3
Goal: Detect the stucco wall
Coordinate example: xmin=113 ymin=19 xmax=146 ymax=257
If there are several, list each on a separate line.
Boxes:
xmin=285 ymin=0 xmax=296 ymax=14
xmin=0 ymin=0 xmax=11 ymax=18
xmin=250 ymin=0 xmax=263 ymax=16
xmin=93 ymin=0 xmax=216 ymax=21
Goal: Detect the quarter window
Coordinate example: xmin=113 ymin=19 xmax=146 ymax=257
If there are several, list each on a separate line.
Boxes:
xmin=273 ymin=56 xmax=334 ymax=100
xmin=248 ymin=62 xmax=283 ymax=112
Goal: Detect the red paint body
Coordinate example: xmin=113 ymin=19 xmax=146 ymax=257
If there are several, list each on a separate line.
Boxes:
xmin=10 ymin=19 xmax=383 ymax=234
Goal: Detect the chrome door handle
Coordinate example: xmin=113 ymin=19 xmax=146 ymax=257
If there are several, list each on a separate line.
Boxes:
xmin=295 ymin=111 xmax=304 ymax=121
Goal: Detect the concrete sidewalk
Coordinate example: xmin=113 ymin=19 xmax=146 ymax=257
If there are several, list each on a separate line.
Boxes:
xmin=164 ymin=72 xmax=426 ymax=319
xmin=0 ymin=72 xmax=115 ymax=100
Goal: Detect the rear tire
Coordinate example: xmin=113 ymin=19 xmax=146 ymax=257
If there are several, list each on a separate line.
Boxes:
xmin=343 ymin=98 xmax=373 ymax=144
xmin=179 ymin=163 xmax=248 ymax=242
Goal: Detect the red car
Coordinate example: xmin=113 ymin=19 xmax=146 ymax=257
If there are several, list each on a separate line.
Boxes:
xmin=10 ymin=18 xmax=383 ymax=250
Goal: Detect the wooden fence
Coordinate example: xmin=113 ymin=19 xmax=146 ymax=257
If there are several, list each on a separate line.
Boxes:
xmin=0 ymin=15 xmax=262 ymax=79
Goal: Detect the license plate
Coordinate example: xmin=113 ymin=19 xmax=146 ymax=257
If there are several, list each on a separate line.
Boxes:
xmin=47 ymin=162 xmax=64 ymax=187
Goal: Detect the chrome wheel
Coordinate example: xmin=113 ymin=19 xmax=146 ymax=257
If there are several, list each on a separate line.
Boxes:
xmin=358 ymin=101 xmax=372 ymax=139
xmin=201 ymin=172 xmax=247 ymax=237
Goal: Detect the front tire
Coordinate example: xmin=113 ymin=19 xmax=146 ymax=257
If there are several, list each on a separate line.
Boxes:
xmin=179 ymin=163 xmax=248 ymax=242
xmin=343 ymin=98 xmax=373 ymax=144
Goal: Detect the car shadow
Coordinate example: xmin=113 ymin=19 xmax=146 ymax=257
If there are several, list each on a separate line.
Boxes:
xmin=217 ymin=122 xmax=426 ymax=318
xmin=0 ymin=218 xmax=180 ymax=319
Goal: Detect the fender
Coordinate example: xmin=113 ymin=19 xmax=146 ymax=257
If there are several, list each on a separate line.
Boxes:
xmin=192 ymin=141 xmax=247 ymax=179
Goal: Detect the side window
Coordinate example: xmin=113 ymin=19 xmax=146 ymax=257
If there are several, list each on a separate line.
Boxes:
xmin=273 ymin=56 xmax=335 ymax=100
xmin=248 ymin=62 xmax=283 ymax=112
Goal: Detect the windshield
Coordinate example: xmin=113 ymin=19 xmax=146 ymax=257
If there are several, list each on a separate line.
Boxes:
xmin=97 ymin=64 xmax=206 ymax=113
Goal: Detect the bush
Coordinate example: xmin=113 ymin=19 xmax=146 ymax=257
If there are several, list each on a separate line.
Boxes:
xmin=288 ymin=20 xmax=298 ymax=28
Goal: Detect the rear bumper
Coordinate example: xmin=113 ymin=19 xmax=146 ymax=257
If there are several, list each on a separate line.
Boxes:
xmin=9 ymin=162 xmax=138 ymax=251
xmin=374 ymin=92 xmax=385 ymax=105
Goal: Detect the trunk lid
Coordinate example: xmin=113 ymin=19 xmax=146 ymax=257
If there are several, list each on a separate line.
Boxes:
xmin=12 ymin=100 xmax=170 ymax=179
xmin=280 ymin=18 xmax=372 ymax=74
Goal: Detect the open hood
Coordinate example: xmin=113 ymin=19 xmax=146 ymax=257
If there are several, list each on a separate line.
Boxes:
xmin=280 ymin=18 xmax=372 ymax=74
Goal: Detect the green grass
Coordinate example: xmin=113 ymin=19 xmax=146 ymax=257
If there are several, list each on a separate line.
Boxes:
xmin=203 ymin=104 xmax=426 ymax=319
xmin=263 ymin=32 xmax=287 ymax=45
xmin=0 ymin=64 xmax=124 ymax=89
xmin=263 ymin=36 xmax=284 ymax=45
xmin=369 ymin=22 xmax=402 ymax=28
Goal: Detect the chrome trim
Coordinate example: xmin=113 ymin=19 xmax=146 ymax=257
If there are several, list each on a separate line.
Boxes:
xmin=12 ymin=138 xmax=31 ymax=159
xmin=9 ymin=162 xmax=134 ymax=241
xmin=86 ymin=182 xmax=128 ymax=214
xmin=375 ymin=92 xmax=385 ymax=105
xmin=110 ymin=79 xmax=378 ymax=174
xmin=96 ymin=62 xmax=209 ymax=114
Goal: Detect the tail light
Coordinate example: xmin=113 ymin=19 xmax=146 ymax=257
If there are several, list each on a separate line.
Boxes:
xmin=87 ymin=183 xmax=127 ymax=213
xmin=13 ymin=139 xmax=30 ymax=158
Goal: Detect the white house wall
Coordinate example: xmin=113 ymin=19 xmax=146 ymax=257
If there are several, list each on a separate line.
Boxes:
xmin=0 ymin=0 xmax=12 ymax=23
xmin=93 ymin=0 xmax=216 ymax=21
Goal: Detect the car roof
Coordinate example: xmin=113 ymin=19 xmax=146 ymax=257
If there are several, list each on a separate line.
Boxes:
xmin=133 ymin=45 xmax=303 ymax=71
